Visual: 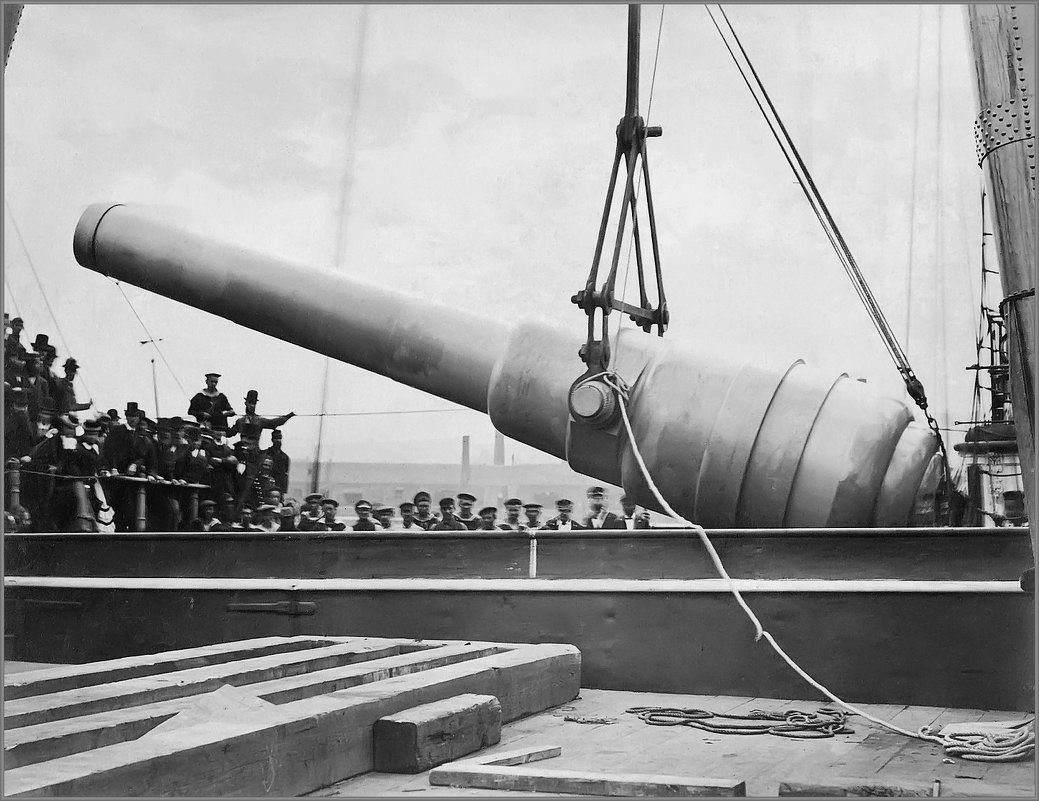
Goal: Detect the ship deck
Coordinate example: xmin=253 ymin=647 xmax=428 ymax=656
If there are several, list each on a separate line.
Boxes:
xmin=308 ymin=688 xmax=1036 ymax=798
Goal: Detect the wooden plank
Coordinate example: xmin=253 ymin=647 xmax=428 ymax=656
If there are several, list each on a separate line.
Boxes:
xmin=248 ymin=644 xmax=507 ymax=704
xmin=4 ymin=643 xmax=581 ymax=797
xmin=4 ymin=640 xmax=410 ymax=728
xmin=779 ymin=776 xmax=1035 ymax=797
xmin=373 ymin=693 xmax=501 ymax=773
xmin=428 ymin=762 xmax=747 ymax=796
xmin=3 ymin=635 xmax=352 ymax=700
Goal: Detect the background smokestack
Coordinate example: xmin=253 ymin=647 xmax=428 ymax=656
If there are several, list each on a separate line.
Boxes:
xmin=461 ymin=435 xmax=471 ymax=487
xmin=493 ymin=431 xmax=505 ymax=466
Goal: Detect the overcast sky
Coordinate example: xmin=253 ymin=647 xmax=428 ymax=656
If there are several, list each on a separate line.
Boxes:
xmin=4 ymin=4 xmax=989 ymax=468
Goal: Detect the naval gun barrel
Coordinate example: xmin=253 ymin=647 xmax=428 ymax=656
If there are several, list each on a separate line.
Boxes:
xmin=74 ymin=203 xmax=940 ymax=527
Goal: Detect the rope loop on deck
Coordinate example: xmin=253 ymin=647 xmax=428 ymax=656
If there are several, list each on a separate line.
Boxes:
xmin=599 ymin=370 xmax=1035 ymax=763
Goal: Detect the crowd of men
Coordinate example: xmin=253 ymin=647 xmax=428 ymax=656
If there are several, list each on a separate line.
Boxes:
xmin=279 ymin=486 xmax=652 ymax=533
xmin=4 ymin=314 xmax=298 ymax=532
xmin=4 ymin=314 xmax=653 ymax=533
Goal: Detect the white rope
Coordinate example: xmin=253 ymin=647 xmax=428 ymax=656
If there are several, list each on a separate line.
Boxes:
xmin=596 ymin=370 xmax=1034 ymax=762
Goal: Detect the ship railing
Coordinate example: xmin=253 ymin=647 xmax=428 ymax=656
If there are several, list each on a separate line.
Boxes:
xmin=5 ymin=460 xmax=210 ymax=532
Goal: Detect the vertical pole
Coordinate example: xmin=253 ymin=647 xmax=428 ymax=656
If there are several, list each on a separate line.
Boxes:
xmin=187 ymin=488 xmax=199 ymax=527
xmin=6 ymin=462 xmax=21 ymax=510
xmin=135 ymin=483 xmax=147 ymax=532
xmin=967 ymin=5 xmax=1036 ymax=547
xmin=151 ymin=358 xmax=160 ymax=419
xmin=528 ymin=532 xmax=538 ymax=579
xmin=625 ymin=4 xmax=640 ymax=118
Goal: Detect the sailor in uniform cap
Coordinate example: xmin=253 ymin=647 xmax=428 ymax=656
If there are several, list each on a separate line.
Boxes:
xmin=540 ymin=498 xmax=585 ymax=531
xmin=397 ymin=501 xmax=421 ymax=530
xmin=351 ymin=499 xmax=376 ymax=531
xmin=190 ymin=499 xmax=224 ymax=532
xmin=188 ymin=373 xmax=235 ymax=429
xmin=455 ymin=492 xmax=481 ymax=530
xmin=411 ymin=491 xmax=436 ymax=530
xmin=318 ymin=498 xmax=347 ymax=531
xmin=522 ymin=502 xmax=544 ymax=530
xmin=477 ymin=506 xmax=510 ymax=531
xmin=298 ymin=492 xmax=326 ymax=531
xmin=500 ymin=498 xmax=525 ymax=531
xmin=373 ymin=503 xmax=395 ymax=530
xmin=433 ymin=497 xmax=467 ymax=530
xmin=583 ymin=486 xmax=622 ymax=529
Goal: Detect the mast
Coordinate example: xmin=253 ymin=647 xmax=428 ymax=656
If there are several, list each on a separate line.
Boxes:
xmin=966 ymin=5 xmax=1036 ymax=543
xmin=311 ymin=5 xmax=370 ymax=495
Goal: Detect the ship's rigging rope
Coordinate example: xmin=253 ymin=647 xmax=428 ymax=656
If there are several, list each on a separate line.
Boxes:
xmin=5 ymin=199 xmax=96 ymax=408
xmin=595 ymin=368 xmax=1034 ymax=762
xmin=106 ymin=278 xmax=189 ymax=402
xmin=703 ymin=4 xmax=953 ymax=521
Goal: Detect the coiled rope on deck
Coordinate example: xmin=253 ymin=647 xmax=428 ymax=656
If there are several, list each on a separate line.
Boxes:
xmin=596 ymin=370 xmax=1034 ymax=763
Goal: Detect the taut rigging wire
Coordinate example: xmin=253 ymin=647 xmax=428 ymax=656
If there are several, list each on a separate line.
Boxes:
xmin=106 ymin=277 xmax=189 ymax=401
xmin=704 ymin=4 xmax=952 ymax=520
xmin=5 ymin=198 xmax=96 ymax=407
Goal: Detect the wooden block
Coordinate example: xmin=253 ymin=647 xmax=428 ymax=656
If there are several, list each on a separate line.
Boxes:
xmin=3 ymin=641 xmax=580 ymax=797
xmin=373 ymin=693 xmax=502 ymax=773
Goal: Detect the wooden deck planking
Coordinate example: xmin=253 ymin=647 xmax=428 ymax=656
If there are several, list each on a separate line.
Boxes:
xmin=309 ymin=689 xmax=1035 ymax=798
xmin=4 ymin=639 xmax=413 ymax=728
xmin=4 ymin=641 xmax=582 ymax=797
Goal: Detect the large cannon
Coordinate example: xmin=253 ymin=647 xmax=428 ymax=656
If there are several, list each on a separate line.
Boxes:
xmin=74 ymin=203 xmax=940 ymax=527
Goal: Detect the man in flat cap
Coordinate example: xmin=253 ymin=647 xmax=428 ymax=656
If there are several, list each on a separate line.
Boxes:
xmin=540 ymin=498 xmax=585 ymax=531
xmin=433 ymin=497 xmax=467 ymax=530
xmin=411 ymin=491 xmax=437 ymax=530
xmin=53 ymin=357 xmax=91 ymax=416
xmin=500 ymin=498 xmax=525 ymax=531
xmin=477 ymin=506 xmax=510 ymax=531
xmin=188 ymin=373 xmax=235 ymax=429
xmin=351 ymin=499 xmax=376 ymax=531
xmin=522 ymin=502 xmax=544 ymax=530
xmin=619 ymin=494 xmax=651 ymax=529
xmin=456 ymin=492 xmax=481 ymax=530
xmin=583 ymin=486 xmax=622 ymax=529
xmin=229 ymin=389 xmax=295 ymax=439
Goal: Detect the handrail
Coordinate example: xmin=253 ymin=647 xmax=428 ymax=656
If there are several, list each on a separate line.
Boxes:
xmin=1 ymin=526 xmax=1024 ymax=540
